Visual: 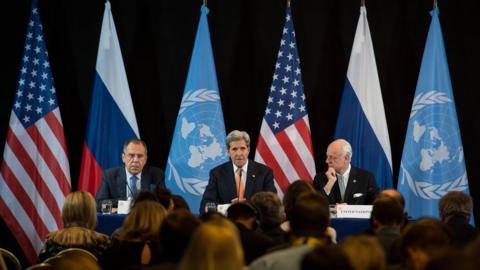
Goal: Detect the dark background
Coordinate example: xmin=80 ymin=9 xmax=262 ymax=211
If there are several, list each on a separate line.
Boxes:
xmin=1 ymin=0 xmax=479 ymax=265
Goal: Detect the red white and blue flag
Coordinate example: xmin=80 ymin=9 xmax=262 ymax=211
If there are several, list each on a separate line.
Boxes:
xmin=0 ymin=0 xmax=71 ymax=263
xmin=255 ymin=3 xmax=316 ymax=196
xmin=78 ymin=1 xmax=139 ymax=195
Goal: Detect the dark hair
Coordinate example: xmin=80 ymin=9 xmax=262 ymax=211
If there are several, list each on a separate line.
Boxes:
xmin=290 ymin=192 xmax=329 ymax=238
xmin=283 ymin=180 xmax=314 ymax=221
xmin=131 ymin=191 xmax=158 ymax=209
xmin=438 ymin=191 xmax=472 ymax=221
xmin=250 ymin=191 xmax=283 ymax=230
xmin=173 ymin=195 xmax=190 ymax=211
xmin=371 ymin=197 xmax=405 ymax=227
xmin=226 ymin=201 xmax=258 ymax=221
xmin=401 ymin=218 xmax=450 ymax=258
xmin=302 ymin=245 xmax=353 ymax=270
xmin=123 ymin=139 xmax=148 ymax=154
xmin=156 ymin=187 xmax=173 ymax=210
xmin=159 ymin=209 xmax=200 ymax=262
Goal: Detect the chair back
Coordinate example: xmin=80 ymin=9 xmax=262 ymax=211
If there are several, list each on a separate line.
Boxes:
xmin=56 ymin=248 xmax=97 ymax=261
xmin=25 ymin=263 xmax=52 ymax=270
xmin=0 ymin=248 xmax=21 ymax=270
xmin=45 ymin=248 xmax=100 ymax=270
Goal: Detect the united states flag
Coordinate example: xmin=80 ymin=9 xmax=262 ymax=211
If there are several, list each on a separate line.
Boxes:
xmin=0 ymin=0 xmax=71 ymax=263
xmin=255 ymin=4 xmax=316 ymax=195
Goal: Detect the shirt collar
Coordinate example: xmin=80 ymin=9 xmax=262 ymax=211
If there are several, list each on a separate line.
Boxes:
xmin=233 ymin=160 xmax=248 ymax=173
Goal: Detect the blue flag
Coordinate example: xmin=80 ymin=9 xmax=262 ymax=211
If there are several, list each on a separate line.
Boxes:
xmin=334 ymin=6 xmax=393 ymax=190
xmin=398 ymin=8 xmax=469 ymax=219
xmin=165 ymin=5 xmax=228 ymax=213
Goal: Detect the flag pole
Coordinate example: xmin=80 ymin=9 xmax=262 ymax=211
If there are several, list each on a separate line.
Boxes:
xmin=361 ymin=0 xmax=365 ymax=7
xmin=203 ymin=0 xmax=207 ymax=7
xmin=433 ymin=0 xmax=438 ymax=8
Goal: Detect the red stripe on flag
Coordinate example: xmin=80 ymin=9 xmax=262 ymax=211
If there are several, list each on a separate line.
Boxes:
xmin=27 ymin=125 xmax=70 ymax=197
xmin=78 ymin=143 xmax=104 ymax=196
xmin=256 ymin=136 xmax=290 ymax=193
xmin=294 ymin=118 xmax=315 ymax=156
xmin=6 ymin=128 xmax=62 ymax=226
xmin=44 ymin=112 xmax=69 ymax=159
xmin=275 ymin=130 xmax=312 ymax=181
xmin=0 ymin=197 xmax=39 ymax=264
xmin=1 ymin=161 xmax=49 ymax=239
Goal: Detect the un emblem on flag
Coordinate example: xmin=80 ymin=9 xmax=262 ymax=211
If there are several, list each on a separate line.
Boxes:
xmin=167 ymin=88 xmax=228 ymax=196
xmin=400 ymin=90 xmax=468 ymax=200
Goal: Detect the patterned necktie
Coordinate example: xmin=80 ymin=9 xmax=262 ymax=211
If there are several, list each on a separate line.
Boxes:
xmin=236 ymin=167 xmax=244 ymax=200
xmin=129 ymin=175 xmax=138 ymax=198
xmin=338 ymin=174 xmax=346 ymax=201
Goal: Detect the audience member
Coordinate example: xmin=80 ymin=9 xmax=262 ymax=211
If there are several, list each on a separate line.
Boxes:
xmin=400 ymin=218 xmax=450 ymax=270
xmin=438 ymin=191 xmax=478 ymax=247
xmin=172 ymin=195 xmax=190 ymax=211
xmin=178 ymin=216 xmax=244 ymax=270
xmin=250 ymin=191 xmax=289 ymax=245
xmin=145 ymin=209 xmax=200 ymax=270
xmin=341 ymin=235 xmax=386 ymax=270
xmin=38 ymin=191 xmax=110 ymax=261
xmin=156 ymin=187 xmax=174 ymax=212
xmin=301 ymin=244 xmax=353 ymax=270
xmin=227 ymin=201 xmax=276 ymax=264
xmin=249 ymin=192 xmax=330 ymax=270
xmin=131 ymin=190 xmax=158 ymax=208
xmin=99 ymin=201 xmax=167 ymax=269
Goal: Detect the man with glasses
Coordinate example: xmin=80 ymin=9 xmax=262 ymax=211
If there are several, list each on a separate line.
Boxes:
xmin=96 ymin=139 xmax=165 ymax=211
xmin=313 ymin=139 xmax=378 ymax=205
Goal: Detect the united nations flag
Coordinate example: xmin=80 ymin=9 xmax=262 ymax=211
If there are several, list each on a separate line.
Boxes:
xmin=398 ymin=7 xmax=469 ymax=220
xmin=165 ymin=5 xmax=228 ymax=214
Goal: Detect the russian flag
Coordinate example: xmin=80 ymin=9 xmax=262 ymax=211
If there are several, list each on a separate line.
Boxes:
xmin=334 ymin=6 xmax=393 ymax=190
xmin=78 ymin=1 xmax=139 ymax=195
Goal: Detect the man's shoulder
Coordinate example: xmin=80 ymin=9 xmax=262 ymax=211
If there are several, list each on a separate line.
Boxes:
xmin=211 ymin=161 xmax=232 ymax=173
xmin=351 ymin=166 xmax=374 ymax=179
xmin=249 ymin=160 xmax=273 ymax=174
xmin=103 ymin=167 xmax=125 ymax=178
xmin=142 ymin=165 xmax=164 ymax=175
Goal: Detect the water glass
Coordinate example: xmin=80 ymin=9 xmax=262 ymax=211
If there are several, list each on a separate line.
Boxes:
xmin=205 ymin=202 xmax=217 ymax=213
xmin=101 ymin=200 xmax=113 ymax=214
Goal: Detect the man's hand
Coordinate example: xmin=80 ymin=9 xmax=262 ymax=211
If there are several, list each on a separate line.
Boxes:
xmin=323 ymin=167 xmax=337 ymax=194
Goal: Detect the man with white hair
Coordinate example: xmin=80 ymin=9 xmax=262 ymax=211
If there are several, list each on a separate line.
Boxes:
xmin=313 ymin=139 xmax=378 ymax=205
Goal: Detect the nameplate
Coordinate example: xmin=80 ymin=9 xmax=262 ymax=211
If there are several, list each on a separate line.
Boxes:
xmin=117 ymin=199 xmax=132 ymax=214
xmin=335 ymin=204 xmax=372 ymax=219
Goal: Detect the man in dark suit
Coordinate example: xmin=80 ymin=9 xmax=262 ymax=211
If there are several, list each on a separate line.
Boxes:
xmin=200 ymin=130 xmax=276 ymax=213
xmin=313 ymin=139 xmax=378 ymax=205
xmin=96 ymin=139 xmax=165 ymax=210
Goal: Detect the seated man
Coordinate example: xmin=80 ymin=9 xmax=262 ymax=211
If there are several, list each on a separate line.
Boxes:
xmin=200 ymin=130 xmax=276 ymax=212
xmin=313 ymin=139 xmax=378 ymax=205
xmin=96 ymin=139 xmax=165 ymax=210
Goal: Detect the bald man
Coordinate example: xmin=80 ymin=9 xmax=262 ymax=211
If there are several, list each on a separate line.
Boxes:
xmin=313 ymin=139 xmax=378 ymax=205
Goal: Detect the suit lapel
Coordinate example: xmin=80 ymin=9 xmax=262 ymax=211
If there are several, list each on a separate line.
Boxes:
xmin=344 ymin=167 xmax=356 ymax=202
xmin=244 ymin=161 xmax=255 ymax=198
xmin=225 ymin=163 xmax=238 ymax=199
xmin=119 ymin=169 xmax=127 ymax=198
xmin=140 ymin=169 xmax=148 ymax=191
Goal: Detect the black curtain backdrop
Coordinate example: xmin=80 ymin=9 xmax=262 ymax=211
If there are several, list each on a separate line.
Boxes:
xmin=1 ymin=0 xmax=479 ymax=265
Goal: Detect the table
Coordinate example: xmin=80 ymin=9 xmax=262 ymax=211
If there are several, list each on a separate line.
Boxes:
xmin=96 ymin=213 xmax=370 ymax=241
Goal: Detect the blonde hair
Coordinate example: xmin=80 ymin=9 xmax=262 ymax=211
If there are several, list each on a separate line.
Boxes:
xmin=179 ymin=217 xmax=244 ymax=270
xmin=62 ymin=191 xmax=97 ymax=229
xmin=117 ymin=200 xmax=167 ymax=242
xmin=341 ymin=235 xmax=386 ymax=270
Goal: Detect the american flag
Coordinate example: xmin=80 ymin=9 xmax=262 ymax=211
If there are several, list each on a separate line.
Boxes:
xmin=0 ymin=0 xmax=71 ymax=263
xmin=255 ymin=4 xmax=316 ymax=195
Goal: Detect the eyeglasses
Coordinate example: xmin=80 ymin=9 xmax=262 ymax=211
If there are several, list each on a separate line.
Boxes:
xmin=326 ymin=154 xmax=343 ymax=161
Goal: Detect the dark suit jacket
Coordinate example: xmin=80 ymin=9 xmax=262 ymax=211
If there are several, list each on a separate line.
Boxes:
xmin=96 ymin=166 xmax=165 ymax=208
xmin=199 ymin=160 xmax=276 ymax=212
xmin=313 ymin=166 xmax=378 ymax=205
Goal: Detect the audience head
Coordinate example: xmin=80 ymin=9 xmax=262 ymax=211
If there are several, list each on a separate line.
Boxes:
xmin=118 ymin=200 xmax=167 ymax=242
xmin=341 ymin=235 xmax=386 ymax=270
xmin=326 ymin=139 xmax=352 ymax=174
xmin=302 ymin=244 xmax=353 ymax=270
xmin=371 ymin=196 xmax=405 ymax=230
xmin=377 ymin=189 xmax=405 ymax=209
xmin=131 ymin=191 xmax=158 ymax=208
xmin=400 ymin=218 xmax=450 ymax=270
xmin=62 ymin=191 xmax=97 ymax=229
xmin=289 ymin=192 xmax=330 ymax=238
xmin=438 ymin=191 xmax=473 ymax=222
xmin=179 ymin=217 xmax=244 ymax=270
xmin=156 ymin=187 xmax=174 ymax=211
xmin=159 ymin=209 xmax=200 ymax=262
xmin=172 ymin=195 xmax=190 ymax=211
xmin=227 ymin=201 xmax=259 ymax=230
xmin=226 ymin=130 xmax=250 ymax=168
xmin=250 ymin=191 xmax=284 ymax=230
xmin=122 ymin=139 xmax=148 ymax=175
xmin=283 ymin=180 xmax=314 ymax=221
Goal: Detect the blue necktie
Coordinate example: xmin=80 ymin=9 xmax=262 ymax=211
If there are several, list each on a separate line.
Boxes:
xmin=129 ymin=175 xmax=138 ymax=197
